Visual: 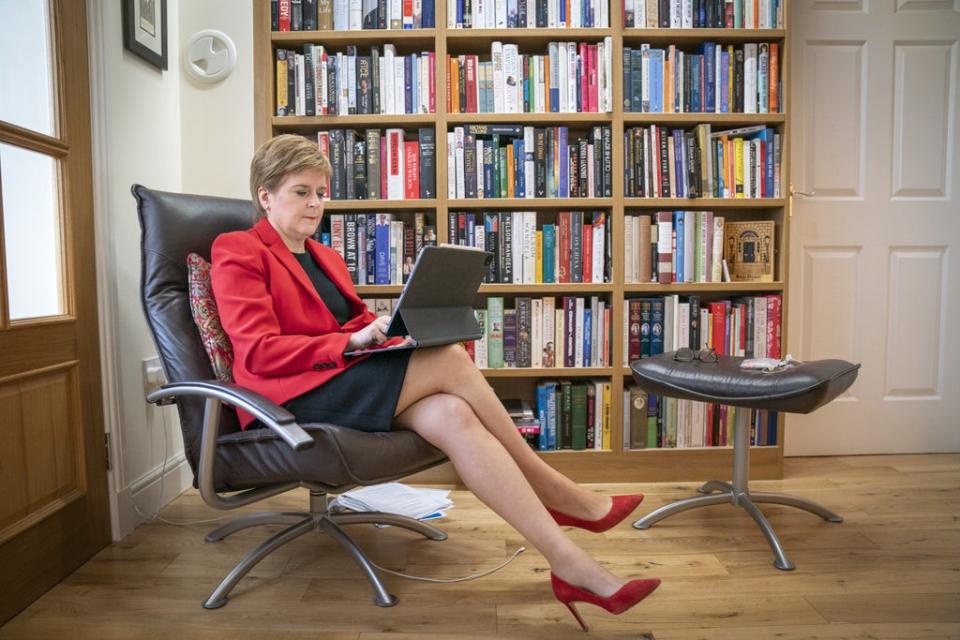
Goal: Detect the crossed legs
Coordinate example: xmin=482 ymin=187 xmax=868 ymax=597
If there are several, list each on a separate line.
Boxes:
xmin=392 ymin=344 xmax=627 ymax=597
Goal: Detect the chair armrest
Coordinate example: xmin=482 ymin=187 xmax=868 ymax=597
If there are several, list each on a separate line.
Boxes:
xmin=147 ymin=380 xmax=310 ymax=509
xmin=147 ymin=380 xmax=314 ymax=451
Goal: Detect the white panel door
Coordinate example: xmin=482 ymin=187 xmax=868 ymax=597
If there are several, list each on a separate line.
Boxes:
xmin=789 ymin=0 xmax=960 ymax=455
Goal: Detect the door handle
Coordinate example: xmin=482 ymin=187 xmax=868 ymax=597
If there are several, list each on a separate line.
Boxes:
xmin=787 ymin=186 xmax=814 ymax=218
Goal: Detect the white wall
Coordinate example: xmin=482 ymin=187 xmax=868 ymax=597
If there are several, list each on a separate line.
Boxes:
xmin=178 ymin=2 xmax=254 ymax=198
xmin=88 ymin=0 xmax=254 ymax=540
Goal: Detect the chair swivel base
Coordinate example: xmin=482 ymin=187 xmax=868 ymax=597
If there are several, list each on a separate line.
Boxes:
xmin=631 ymin=410 xmax=842 ymax=571
xmin=201 ymin=490 xmax=447 ymax=609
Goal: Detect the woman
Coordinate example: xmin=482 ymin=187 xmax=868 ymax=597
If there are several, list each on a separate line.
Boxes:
xmin=211 ymin=134 xmax=659 ymax=630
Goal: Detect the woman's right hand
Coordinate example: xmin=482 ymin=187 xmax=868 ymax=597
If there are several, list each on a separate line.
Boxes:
xmin=347 ymin=315 xmax=391 ymax=351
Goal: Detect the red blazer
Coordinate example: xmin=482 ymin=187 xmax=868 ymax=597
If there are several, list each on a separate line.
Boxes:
xmin=211 ymin=217 xmax=402 ymax=428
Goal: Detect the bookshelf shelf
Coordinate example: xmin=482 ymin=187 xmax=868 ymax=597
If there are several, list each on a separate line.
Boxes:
xmin=446 ymin=28 xmax=611 ymax=48
xmin=449 ymin=198 xmax=615 ymax=208
xmin=481 ymin=367 xmax=613 ymax=377
xmin=480 ymin=283 xmax=613 ymax=293
xmin=255 ymin=0 xmax=790 ymax=483
xmin=323 ymin=199 xmax=438 ymax=210
xmin=623 ymin=198 xmax=786 ymax=208
xmin=622 ymin=113 xmax=785 ymax=125
xmin=622 ymin=28 xmax=786 ymax=44
xmin=273 ymin=114 xmax=438 ymax=128
xmin=271 ymin=28 xmax=437 ymax=46
xmin=447 ymin=113 xmax=615 ymax=124
xmin=623 ymin=281 xmax=784 ymax=293
xmin=359 ymin=283 xmax=617 ymax=295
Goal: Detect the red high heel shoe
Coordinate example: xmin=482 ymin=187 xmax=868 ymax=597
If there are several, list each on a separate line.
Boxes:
xmin=546 ymin=494 xmax=645 ymax=533
xmin=551 ymin=572 xmax=661 ymax=632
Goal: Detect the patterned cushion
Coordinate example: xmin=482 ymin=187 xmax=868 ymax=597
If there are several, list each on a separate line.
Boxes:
xmin=187 ymin=253 xmax=235 ymax=383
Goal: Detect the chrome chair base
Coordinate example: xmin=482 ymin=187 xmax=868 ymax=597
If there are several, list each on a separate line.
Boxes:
xmin=202 ymin=488 xmax=447 ymax=609
xmin=632 ymin=410 xmax=842 ymax=571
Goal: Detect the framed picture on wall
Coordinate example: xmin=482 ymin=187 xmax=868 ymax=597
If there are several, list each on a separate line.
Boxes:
xmin=122 ymin=0 xmax=168 ymax=70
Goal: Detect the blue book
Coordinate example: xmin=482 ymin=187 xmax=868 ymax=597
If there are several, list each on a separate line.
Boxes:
xmin=537 ymin=384 xmax=550 ymax=450
xmin=720 ymin=50 xmax=730 ymax=113
xmin=549 ymin=65 xmax=560 ymax=113
xmin=523 ymin=59 xmax=531 ymax=112
xmin=465 ymin=212 xmax=475 ymax=248
xmin=690 ymin=55 xmax=702 ymax=112
xmin=673 ymin=211 xmax=685 ymax=283
xmin=716 ymin=139 xmax=725 ymax=197
xmin=547 ymin=382 xmax=558 ymax=450
xmin=422 ymin=0 xmax=435 ymax=26
xmin=650 ymin=50 xmax=663 ymax=112
xmin=558 ymin=127 xmax=568 ymax=198
xmin=542 ymin=224 xmax=556 ymax=283
xmin=672 ymin=129 xmax=685 ymax=198
xmin=703 ymin=43 xmax=716 ymax=113
xmin=546 ymin=129 xmax=555 ymax=196
xmin=483 ymin=139 xmax=495 ymax=198
xmin=767 ymin=411 xmax=778 ymax=445
xmin=403 ymin=56 xmax=413 ymax=113
xmin=515 ymin=141 xmax=525 ymax=197
xmin=375 ymin=218 xmax=391 ymax=284
xmin=763 ymin=128 xmax=775 ymax=197
xmin=650 ymin=298 xmax=664 ymax=356
xmin=320 ymin=232 xmax=331 ymax=246
xmin=456 ymin=0 xmax=463 ymax=26
xmin=582 ymin=308 xmax=592 ymax=367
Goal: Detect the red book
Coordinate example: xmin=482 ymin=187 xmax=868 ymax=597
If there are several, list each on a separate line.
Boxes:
xmin=579 ymin=43 xmax=589 ymax=112
xmin=769 ymin=44 xmax=779 ymax=113
xmin=581 ymin=223 xmax=593 ymax=283
xmin=706 ymin=404 xmax=715 ymax=447
xmin=628 ymin=299 xmax=642 ymax=363
xmin=767 ymin=294 xmax=782 ymax=359
xmin=709 ymin=302 xmax=727 ymax=355
xmin=278 ymin=0 xmax=291 ymax=31
xmin=316 ymin=131 xmax=330 ymax=161
xmin=738 ymin=302 xmax=747 ymax=356
xmin=446 ymin=56 xmax=453 ymax=113
xmin=380 ymin=136 xmax=387 ymax=199
xmin=557 ymin=212 xmax=571 ymax=283
xmin=404 ymin=140 xmax=420 ymax=199
xmin=719 ymin=405 xmax=728 ymax=446
xmin=428 ymin=52 xmax=436 ymax=114
xmin=588 ymin=44 xmax=599 ymax=113
xmin=465 ymin=55 xmax=478 ymax=113
xmin=464 ymin=339 xmax=476 ymax=361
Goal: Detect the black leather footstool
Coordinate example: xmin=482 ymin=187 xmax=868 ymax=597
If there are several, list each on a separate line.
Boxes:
xmin=630 ymin=351 xmax=861 ymax=570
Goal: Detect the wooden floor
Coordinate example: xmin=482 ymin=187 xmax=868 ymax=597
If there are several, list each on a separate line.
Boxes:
xmin=2 ymin=454 xmax=958 ymax=639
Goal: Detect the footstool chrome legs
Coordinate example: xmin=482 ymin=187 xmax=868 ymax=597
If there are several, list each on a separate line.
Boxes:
xmin=633 ymin=408 xmax=842 ymax=571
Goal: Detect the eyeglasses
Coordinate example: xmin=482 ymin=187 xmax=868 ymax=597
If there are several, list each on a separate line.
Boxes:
xmin=673 ymin=347 xmax=719 ymax=363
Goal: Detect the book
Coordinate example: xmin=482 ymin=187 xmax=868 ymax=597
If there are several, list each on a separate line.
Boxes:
xmin=723 ymin=220 xmax=775 ymax=282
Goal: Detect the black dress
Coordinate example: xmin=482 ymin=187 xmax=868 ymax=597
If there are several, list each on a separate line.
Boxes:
xmin=267 ymin=251 xmax=412 ymax=432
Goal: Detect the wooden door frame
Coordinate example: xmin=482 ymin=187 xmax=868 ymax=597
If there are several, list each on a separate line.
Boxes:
xmin=0 ymin=0 xmax=110 ymax=624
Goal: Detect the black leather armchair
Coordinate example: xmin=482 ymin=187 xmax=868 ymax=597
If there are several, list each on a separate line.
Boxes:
xmin=133 ymin=184 xmax=448 ymax=609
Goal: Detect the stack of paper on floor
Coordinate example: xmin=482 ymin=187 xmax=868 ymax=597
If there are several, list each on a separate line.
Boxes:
xmin=331 ymin=482 xmax=453 ymax=520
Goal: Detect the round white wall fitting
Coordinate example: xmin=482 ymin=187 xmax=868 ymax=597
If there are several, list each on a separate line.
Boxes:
xmin=183 ymin=29 xmax=237 ymax=83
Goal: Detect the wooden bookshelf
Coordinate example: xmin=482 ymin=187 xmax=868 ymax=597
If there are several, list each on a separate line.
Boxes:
xmin=253 ymin=0 xmax=789 ymax=483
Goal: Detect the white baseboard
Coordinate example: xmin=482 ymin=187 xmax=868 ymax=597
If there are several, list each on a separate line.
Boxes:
xmin=113 ymin=454 xmax=194 ymax=541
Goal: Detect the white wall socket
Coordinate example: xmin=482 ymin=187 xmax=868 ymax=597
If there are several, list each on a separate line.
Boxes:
xmin=142 ymin=355 xmax=166 ymax=396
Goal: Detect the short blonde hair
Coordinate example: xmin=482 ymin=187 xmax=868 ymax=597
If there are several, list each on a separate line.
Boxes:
xmin=249 ymin=134 xmax=332 ymax=221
